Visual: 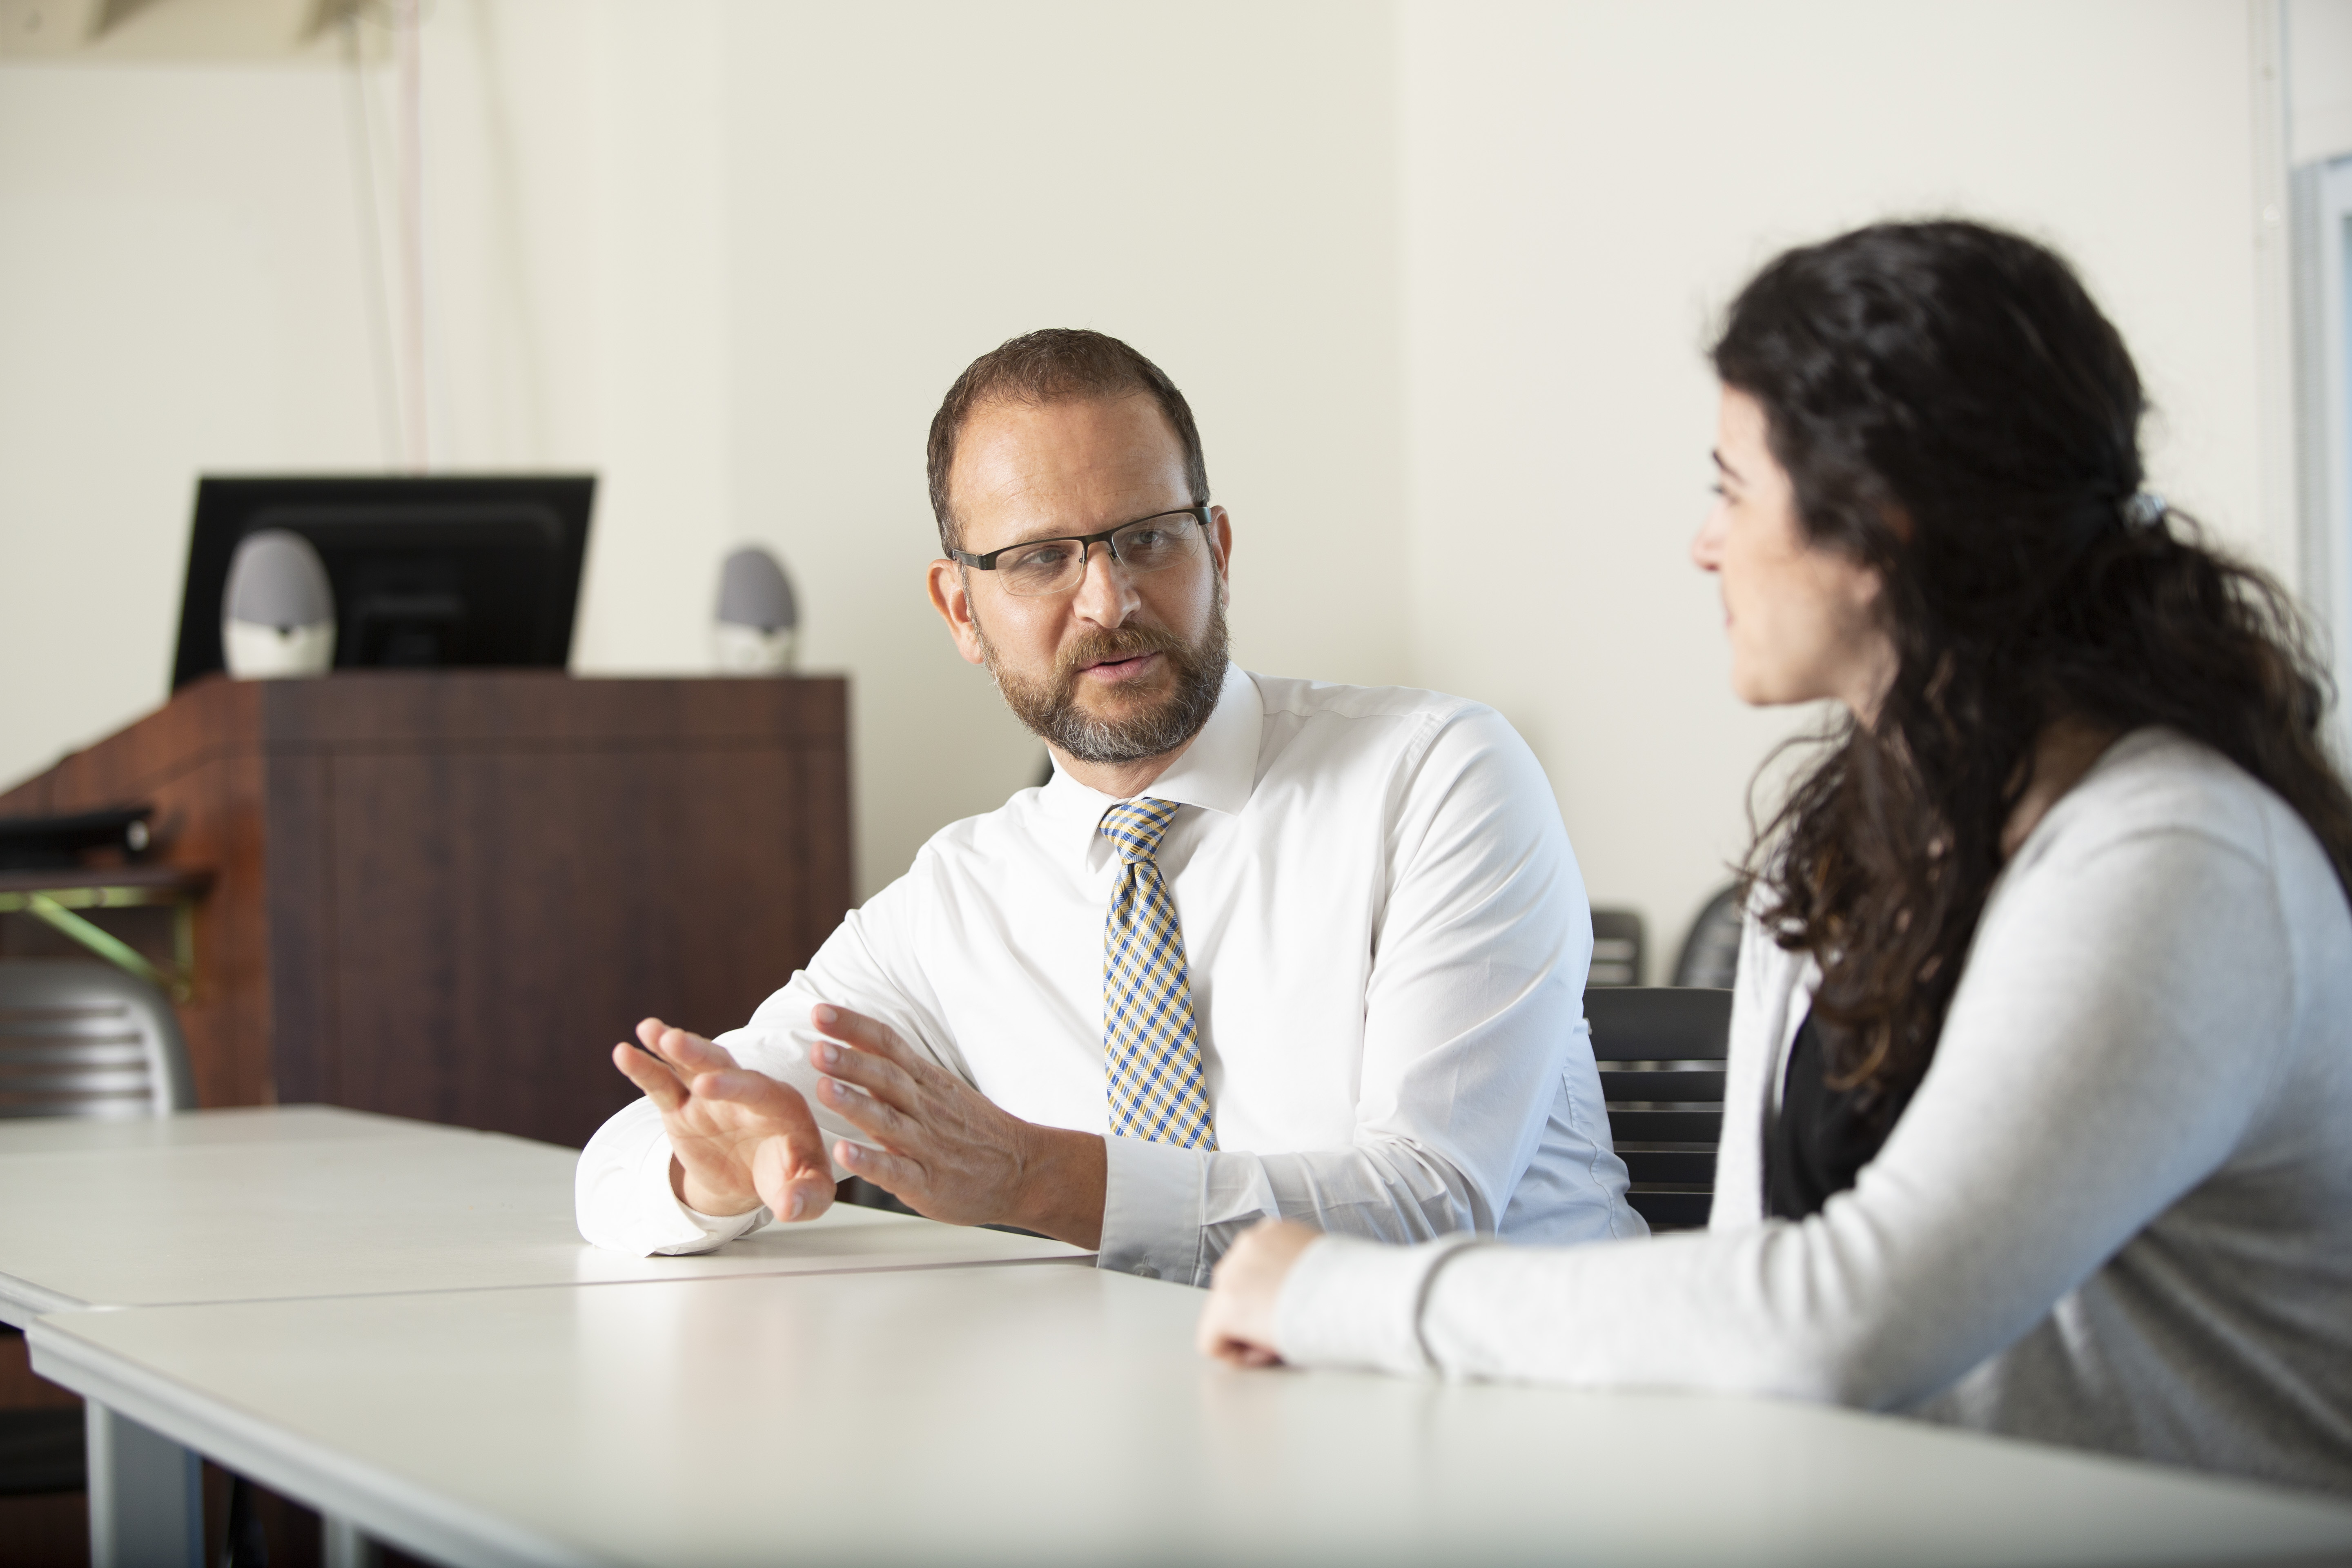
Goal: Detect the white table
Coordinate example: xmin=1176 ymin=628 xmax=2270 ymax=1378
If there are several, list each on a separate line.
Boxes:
xmin=30 ymin=1261 xmax=2352 ymax=1568
xmin=0 ymin=1105 xmax=1088 ymax=1564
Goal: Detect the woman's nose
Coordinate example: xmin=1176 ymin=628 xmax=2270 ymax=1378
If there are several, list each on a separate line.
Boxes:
xmin=1691 ymin=514 xmax=1725 ymax=573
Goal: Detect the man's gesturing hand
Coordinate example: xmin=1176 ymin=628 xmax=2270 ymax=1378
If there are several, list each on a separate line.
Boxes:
xmin=807 ymin=1004 xmax=1107 ymax=1249
xmin=610 ymin=1018 xmax=835 ymax=1224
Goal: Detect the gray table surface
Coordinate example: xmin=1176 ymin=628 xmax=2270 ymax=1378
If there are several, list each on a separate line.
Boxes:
xmin=0 ymin=1105 xmax=1089 ymax=1326
xmin=32 ymin=1261 xmax=2352 ymax=1568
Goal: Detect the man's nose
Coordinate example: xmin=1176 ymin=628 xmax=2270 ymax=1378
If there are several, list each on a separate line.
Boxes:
xmin=1071 ymin=541 xmax=1138 ymax=625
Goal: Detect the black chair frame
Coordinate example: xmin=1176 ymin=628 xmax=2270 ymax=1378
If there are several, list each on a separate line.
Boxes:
xmin=1588 ymin=987 xmax=1732 ymax=1232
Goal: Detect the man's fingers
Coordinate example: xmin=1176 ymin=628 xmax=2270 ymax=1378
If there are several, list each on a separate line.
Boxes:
xmin=691 ymin=1068 xmax=819 ymax=1130
xmin=836 ymin=1138 xmax=926 ymax=1200
xmin=751 ymin=1129 xmax=835 ymax=1223
xmin=612 ymin=1042 xmax=688 ymax=1110
xmin=815 ymin=1072 xmax=919 ymax=1147
xmin=811 ymin=1004 xmax=922 ymax=1070
xmin=811 ymin=1035 xmax=923 ymax=1113
xmin=655 ymin=1025 xmax=736 ymax=1073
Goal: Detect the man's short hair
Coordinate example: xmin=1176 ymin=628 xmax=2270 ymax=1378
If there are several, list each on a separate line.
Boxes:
xmin=925 ymin=328 xmax=1211 ymax=552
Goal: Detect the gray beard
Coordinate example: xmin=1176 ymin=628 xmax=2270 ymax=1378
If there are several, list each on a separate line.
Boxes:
xmin=980 ymin=596 xmax=1229 ymax=765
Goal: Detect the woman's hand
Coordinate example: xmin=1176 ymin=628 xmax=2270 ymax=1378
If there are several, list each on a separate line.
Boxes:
xmin=1197 ymin=1218 xmax=1323 ymax=1367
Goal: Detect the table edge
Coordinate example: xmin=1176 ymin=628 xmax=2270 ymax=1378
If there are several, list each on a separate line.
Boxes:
xmin=0 ymin=1270 xmax=88 ymax=1330
xmin=29 ymin=1315 xmax=601 ymax=1568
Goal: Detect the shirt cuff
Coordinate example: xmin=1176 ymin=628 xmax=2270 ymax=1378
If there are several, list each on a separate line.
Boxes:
xmin=1098 ymin=1134 xmax=1209 ymax=1285
xmin=633 ymin=1129 xmax=768 ymax=1256
xmin=1274 ymin=1232 xmax=1483 ymax=1375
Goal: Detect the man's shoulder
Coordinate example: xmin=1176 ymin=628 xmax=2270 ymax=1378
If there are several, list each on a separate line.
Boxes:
xmin=1247 ymin=671 xmax=1497 ymax=734
xmin=1242 ymin=671 xmax=1546 ymax=813
xmin=907 ymin=781 xmax=1056 ymax=868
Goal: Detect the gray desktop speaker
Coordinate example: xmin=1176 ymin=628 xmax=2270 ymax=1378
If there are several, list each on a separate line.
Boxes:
xmin=713 ymin=545 xmax=798 ymax=674
xmin=220 ymin=529 xmax=336 ymax=679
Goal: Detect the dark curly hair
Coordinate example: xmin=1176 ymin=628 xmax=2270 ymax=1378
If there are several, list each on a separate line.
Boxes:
xmin=1714 ymin=219 xmax=2352 ymax=1114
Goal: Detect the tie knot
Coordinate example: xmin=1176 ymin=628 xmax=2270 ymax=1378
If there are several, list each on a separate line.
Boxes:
xmin=1099 ymin=797 xmax=1181 ymax=864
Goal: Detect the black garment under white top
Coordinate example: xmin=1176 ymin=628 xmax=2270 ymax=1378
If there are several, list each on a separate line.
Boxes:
xmin=1765 ymin=1010 xmax=1914 ymax=1223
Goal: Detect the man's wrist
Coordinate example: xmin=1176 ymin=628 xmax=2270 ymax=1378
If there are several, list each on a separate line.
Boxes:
xmin=670 ymin=1156 xmax=761 ymax=1218
xmin=1009 ymin=1127 xmax=1107 ymax=1250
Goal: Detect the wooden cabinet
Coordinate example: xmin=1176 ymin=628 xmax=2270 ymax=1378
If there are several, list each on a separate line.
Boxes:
xmin=0 ymin=673 xmax=852 ymax=1149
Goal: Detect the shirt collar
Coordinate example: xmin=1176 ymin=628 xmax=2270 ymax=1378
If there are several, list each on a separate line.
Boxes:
xmin=1039 ymin=664 xmax=1263 ymax=849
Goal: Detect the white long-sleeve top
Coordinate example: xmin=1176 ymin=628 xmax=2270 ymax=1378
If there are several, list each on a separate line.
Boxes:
xmin=577 ymin=666 xmax=1641 ymax=1284
xmin=1276 ymin=729 xmax=2352 ymax=1494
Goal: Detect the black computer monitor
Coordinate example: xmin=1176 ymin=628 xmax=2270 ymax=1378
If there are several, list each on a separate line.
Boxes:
xmin=169 ymin=475 xmax=595 ymax=692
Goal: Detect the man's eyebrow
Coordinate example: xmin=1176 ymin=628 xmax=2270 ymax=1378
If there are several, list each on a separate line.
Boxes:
xmin=985 ymin=508 xmax=1183 ymax=553
xmin=987 ymin=523 xmax=1091 ymax=553
xmin=1711 ymin=449 xmax=1741 ymax=481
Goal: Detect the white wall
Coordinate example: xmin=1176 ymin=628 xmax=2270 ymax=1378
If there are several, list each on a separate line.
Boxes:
xmin=2290 ymin=0 xmax=2352 ymax=164
xmin=0 ymin=60 xmax=380 ymax=781
xmin=2 ymin=0 xmax=2335 ymax=962
xmin=1398 ymin=0 xmax=2290 ymax=968
xmin=0 ymin=0 xmax=1407 ymax=904
xmin=718 ymin=2 xmax=1408 ymax=893
xmin=0 ymin=1 xmax=730 ymax=777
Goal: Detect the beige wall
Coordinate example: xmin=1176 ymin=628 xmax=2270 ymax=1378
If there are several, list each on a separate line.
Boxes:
xmin=0 ymin=59 xmax=379 ymax=788
xmin=0 ymin=1 xmax=2334 ymax=967
xmin=0 ymin=0 xmax=1408 ymax=904
xmin=1398 ymin=0 xmax=2292 ymax=969
xmin=2290 ymin=0 xmax=2352 ymax=163
xmin=717 ymin=2 xmax=1408 ymax=894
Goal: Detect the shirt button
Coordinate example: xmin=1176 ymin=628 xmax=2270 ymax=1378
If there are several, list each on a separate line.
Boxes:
xmin=1133 ymin=1264 xmax=1160 ymax=1280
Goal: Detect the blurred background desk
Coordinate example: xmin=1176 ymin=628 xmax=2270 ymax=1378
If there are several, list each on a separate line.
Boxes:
xmin=0 ymin=673 xmax=852 ymax=1148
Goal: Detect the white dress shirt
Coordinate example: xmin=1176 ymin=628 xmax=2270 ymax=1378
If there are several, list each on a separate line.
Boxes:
xmin=577 ymin=666 xmax=1642 ymax=1285
xmin=1273 ymin=730 xmax=2352 ymax=1494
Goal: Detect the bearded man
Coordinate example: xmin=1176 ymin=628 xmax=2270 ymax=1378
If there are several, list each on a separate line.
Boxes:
xmin=575 ymin=330 xmax=1641 ymax=1283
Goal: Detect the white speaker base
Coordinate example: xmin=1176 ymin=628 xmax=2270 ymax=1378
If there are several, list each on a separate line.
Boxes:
xmin=223 ymin=619 xmax=335 ymax=679
xmin=713 ymin=622 xmax=797 ymax=675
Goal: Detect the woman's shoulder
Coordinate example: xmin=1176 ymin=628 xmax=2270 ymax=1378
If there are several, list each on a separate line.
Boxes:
xmin=2016 ymin=729 xmax=2351 ymax=965
xmin=2024 ymin=728 xmax=2298 ymax=870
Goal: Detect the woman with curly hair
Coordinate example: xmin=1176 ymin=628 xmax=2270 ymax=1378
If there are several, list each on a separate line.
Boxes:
xmin=1198 ymin=220 xmax=2352 ymax=1494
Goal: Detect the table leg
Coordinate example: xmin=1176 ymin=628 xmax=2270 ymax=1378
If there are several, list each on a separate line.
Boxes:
xmin=324 ymin=1513 xmax=383 ymax=1568
xmin=85 ymin=1400 xmax=202 ymax=1568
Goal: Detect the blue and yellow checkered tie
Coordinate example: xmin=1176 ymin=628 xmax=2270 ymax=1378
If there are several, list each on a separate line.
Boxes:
xmin=1099 ymin=797 xmax=1216 ymax=1149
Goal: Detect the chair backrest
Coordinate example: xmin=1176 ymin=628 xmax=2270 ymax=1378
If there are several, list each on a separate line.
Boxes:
xmin=1587 ymin=986 xmax=1732 ymax=1232
xmin=1588 ymin=907 xmax=1646 ymax=988
xmin=1670 ymin=882 xmax=1744 ymax=989
xmin=0 ymin=960 xmax=196 ymax=1118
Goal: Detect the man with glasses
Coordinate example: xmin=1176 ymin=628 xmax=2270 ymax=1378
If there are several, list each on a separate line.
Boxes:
xmin=577 ymin=329 xmax=1639 ymax=1282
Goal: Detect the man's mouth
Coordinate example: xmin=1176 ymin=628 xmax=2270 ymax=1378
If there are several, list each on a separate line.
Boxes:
xmin=1081 ymin=652 xmax=1162 ymax=683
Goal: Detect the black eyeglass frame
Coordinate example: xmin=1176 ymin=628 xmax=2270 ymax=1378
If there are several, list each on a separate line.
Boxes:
xmin=948 ymin=505 xmax=1215 ymax=578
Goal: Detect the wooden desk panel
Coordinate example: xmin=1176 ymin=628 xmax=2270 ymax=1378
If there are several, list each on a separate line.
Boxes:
xmin=0 ymin=674 xmax=853 ymax=1147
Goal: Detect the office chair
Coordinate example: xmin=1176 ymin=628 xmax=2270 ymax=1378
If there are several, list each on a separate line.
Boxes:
xmin=1588 ymin=986 xmax=1733 ymax=1232
xmin=1670 ymin=882 xmax=1744 ymax=990
xmin=1588 ymin=908 xmax=1646 ymax=988
xmin=0 ymin=961 xmax=198 ymax=1548
xmin=0 ymin=959 xmax=196 ymax=1118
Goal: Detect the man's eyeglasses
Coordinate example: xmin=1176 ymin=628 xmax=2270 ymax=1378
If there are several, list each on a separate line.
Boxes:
xmin=949 ymin=506 xmax=1212 ymax=599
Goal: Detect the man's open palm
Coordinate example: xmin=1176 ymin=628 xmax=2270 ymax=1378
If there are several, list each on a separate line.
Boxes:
xmin=611 ymin=1019 xmax=835 ymax=1223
